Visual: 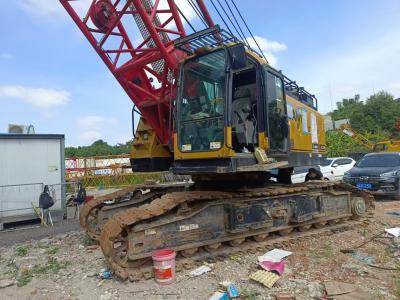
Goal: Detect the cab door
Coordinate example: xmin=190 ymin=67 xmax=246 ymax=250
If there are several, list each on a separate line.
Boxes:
xmin=264 ymin=68 xmax=289 ymax=156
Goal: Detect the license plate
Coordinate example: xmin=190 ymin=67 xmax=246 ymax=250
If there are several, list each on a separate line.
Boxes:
xmin=356 ymin=183 xmax=372 ymax=189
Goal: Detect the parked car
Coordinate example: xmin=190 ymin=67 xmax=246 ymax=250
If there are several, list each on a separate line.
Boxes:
xmin=319 ymin=157 xmax=356 ymax=180
xmin=270 ymin=166 xmax=335 ymax=183
xmin=343 ymin=152 xmax=400 ymax=198
xmin=291 ymin=166 xmax=335 ymax=183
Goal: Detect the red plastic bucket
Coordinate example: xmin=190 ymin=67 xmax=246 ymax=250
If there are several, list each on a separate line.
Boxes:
xmin=152 ymin=249 xmax=176 ymax=285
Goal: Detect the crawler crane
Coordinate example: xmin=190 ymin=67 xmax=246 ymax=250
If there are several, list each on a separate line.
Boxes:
xmin=60 ymin=0 xmax=374 ymax=280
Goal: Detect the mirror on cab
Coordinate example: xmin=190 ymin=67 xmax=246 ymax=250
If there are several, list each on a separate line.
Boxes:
xmin=227 ymin=43 xmax=247 ymax=70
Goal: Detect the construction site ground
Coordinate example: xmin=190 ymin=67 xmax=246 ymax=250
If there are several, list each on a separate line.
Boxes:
xmin=0 ymin=196 xmax=399 ymax=300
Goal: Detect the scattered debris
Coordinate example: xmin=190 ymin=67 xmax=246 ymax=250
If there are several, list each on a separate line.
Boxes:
xmin=0 ymin=279 xmax=16 ymax=288
xmin=350 ymin=252 xmax=375 ymax=265
xmin=258 ymin=248 xmax=290 ymax=275
xmin=99 ymin=270 xmax=113 ymax=279
xmin=226 ymin=283 xmax=239 ymax=298
xmin=274 ymin=292 xmax=295 ymax=300
xmin=259 ymin=259 xmax=285 ymax=275
xmin=99 ymin=294 xmax=112 ymax=300
xmin=385 ymin=211 xmax=400 ymax=217
xmin=0 ymin=200 xmax=399 ymax=298
xmin=385 ymin=227 xmax=400 ymax=237
xmin=340 ymin=230 xmax=384 ymax=253
xmin=324 ymin=281 xmax=375 ymax=300
xmin=249 ymin=270 xmax=280 ymax=288
xmin=189 ymin=265 xmax=211 ymax=277
xmin=86 ymin=245 xmax=99 ymax=252
xmin=307 ymin=281 xmax=325 ymax=298
xmin=324 ymin=281 xmax=356 ymax=296
xmin=258 ymin=249 xmax=292 ymax=262
xmin=219 ymin=281 xmax=233 ymax=288
xmin=209 ymin=291 xmax=229 ymax=300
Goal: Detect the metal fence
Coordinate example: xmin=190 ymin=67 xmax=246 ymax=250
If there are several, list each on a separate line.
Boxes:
xmin=65 ymin=154 xmax=165 ymax=188
xmin=0 ymin=182 xmax=76 ymax=221
xmin=0 ymin=183 xmax=44 ymax=216
xmin=65 ymin=155 xmax=192 ymax=189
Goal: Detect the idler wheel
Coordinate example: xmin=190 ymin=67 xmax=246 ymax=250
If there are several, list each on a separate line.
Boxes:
xmin=351 ymin=197 xmax=366 ymax=218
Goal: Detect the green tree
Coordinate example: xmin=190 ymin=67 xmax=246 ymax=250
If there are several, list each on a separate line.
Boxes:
xmin=326 ymin=131 xmax=369 ymax=157
xmin=65 ymin=139 xmax=133 ymax=157
xmin=331 ymin=91 xmax=400 ymax=136
xmin=327 ymin=91 xmax=400 ymax=157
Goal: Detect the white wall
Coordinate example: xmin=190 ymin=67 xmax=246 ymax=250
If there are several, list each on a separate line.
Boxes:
xmin=0 ymin=137 xmax=64 ymax=219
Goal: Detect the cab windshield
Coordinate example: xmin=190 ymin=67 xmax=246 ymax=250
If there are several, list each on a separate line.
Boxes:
xmin=178 ymin=50 xmax=225 ymax=152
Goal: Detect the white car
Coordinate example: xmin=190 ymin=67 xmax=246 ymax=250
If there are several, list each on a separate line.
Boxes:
xmin=291 ymin=166 xmax=335 ymax=183
xmin=319 ymin=157 xmax=356 ymax=180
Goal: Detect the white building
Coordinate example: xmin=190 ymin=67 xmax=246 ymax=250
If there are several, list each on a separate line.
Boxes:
xmin=0 ymin=134 xmax=65 ymax=229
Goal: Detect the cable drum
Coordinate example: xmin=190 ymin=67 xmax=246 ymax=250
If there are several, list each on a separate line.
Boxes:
xmin=90 ymin=0 xmax=118 ymax=33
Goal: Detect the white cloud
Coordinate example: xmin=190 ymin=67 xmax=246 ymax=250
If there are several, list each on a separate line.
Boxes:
xmin=77 ymin=115 xmax=115 ymax=143
xmin=251 ymin=36 xmax=287 ymax=52
xmin=78 ymin=116 xmax=105 ymax=129
xmin=18 ymin=0 xmax=91 ymax=18
xmin=289 ymin=27 xmax=400 ymax=113
xmin=389 ymin=82 xmax=400 ymax=96
xmin=246 ymin=36 xmax=287 ymax=67
xmin=18 ymin=0 xmax=193 ymax=25
xmin=0 ymin=85 xmax=70 ymax=107
xmin=18 ymin=0 xmax=65 ymax=17
xmin=0 ymin=53 xmax=12 ymax=60
xmin=78 ymin=130 xmax=102 ymax=143
xmin=158 ymin=0 xmax=197 ymax=22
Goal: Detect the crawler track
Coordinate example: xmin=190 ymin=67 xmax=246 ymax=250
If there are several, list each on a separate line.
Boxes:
xmin=80 ymin=181 xmax=192 ymax=240
xmin=95 ymin=181 xmax=374 ymax=280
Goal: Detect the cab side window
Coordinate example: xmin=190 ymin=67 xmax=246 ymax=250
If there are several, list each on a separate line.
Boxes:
xmin=265 ymin=70 xmax=288 ymax=153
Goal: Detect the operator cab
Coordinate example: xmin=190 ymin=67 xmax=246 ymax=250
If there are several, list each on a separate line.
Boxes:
xmin=173 ymin=29 xmax=323 ymax=175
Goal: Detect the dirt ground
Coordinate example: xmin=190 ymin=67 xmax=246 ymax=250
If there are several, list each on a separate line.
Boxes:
xmin=0 ymin=200 xmax=399 ymax=300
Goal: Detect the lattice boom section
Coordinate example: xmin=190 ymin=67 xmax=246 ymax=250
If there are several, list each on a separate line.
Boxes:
xmin=60 ymin=0 xmax=196 ymax=144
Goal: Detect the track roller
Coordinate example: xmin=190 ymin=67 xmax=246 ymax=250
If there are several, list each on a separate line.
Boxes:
xmin=297 ymin=224 xmax=312 ymax=232
xmin=313 ymin=221 xmax=327 ymax=229
xmin=180 ymin=248 xmax=199 ymax=257
xmin=278 ymin=228 xmax=293 ymax=236
xmin=205 ymin=243 xmax=222 ymax=252
xmin=253 ymin=233 xmax=269 ymax=242
xmin=228 ymin=238 xmax=245 ymax=247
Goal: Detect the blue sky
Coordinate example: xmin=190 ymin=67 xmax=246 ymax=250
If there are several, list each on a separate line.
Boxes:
xmin=1 ymin=0 xmax=399 ymax=146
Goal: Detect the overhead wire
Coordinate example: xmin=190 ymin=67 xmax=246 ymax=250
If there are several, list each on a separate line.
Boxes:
xmin=214 ymin=0 xmax=248 ymax=44
xmin=209 ymin=0 xmax=234 ymax=36
xmin=174 ymin=0 xmax=267 ymax=62
xmin=222 ymin=0 xmax=249 ymax=47
xmin=187 ymin=0 xmax=208 ymax=28
xmin=229 ymin=0 xmax=267 ymax=61
xmin=176 ymin=3 xmax=196 ymax=33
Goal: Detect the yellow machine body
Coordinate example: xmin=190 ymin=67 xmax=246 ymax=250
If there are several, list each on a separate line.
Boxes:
xmin=129 ymin=117 xmax=171 ymax=172
xmin=172 ymin=44 xmax=326 ymax=174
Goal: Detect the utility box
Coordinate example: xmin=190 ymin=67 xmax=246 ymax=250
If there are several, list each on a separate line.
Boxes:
xmin=0 ymin=134 xmax=65 ymax=229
